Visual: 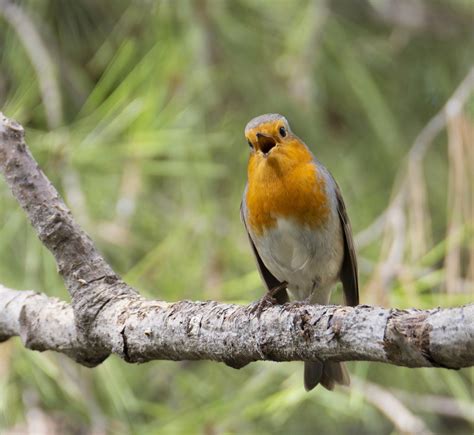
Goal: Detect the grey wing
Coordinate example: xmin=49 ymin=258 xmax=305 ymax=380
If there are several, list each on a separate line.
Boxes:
xmin=240 ymin=199 xmax=289 ymax=304
xmin=335 ymin=184 xmax=359 ymax=306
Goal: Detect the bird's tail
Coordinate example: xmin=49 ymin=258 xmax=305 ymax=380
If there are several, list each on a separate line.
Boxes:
xmin=304 ymin=361 xmax=350 ymax=391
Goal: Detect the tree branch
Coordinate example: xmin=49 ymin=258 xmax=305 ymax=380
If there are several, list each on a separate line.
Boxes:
xmin=1 ymin=284 xmax=473 ymax=369
xmin=0 ymin=112 xmax=473 ymax=370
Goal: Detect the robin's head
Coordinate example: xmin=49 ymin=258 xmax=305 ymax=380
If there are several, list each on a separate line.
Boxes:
xmin=245 ymin=113 xmax=292 ymax=156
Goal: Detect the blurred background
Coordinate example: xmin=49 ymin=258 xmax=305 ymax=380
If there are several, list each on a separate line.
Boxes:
xmin=0 ymin=0 xmax=473 ymax=433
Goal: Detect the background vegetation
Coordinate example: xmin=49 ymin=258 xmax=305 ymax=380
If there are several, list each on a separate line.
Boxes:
xmin=0 ymin=0 xmax=473 ymax=433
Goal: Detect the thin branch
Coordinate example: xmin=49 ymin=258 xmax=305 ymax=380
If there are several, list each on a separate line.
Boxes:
xmin=410 ymin=66 xmax=474 ymax=163
xmin=0 ymin=0 xmax=63 ymax=129
xmin=355 ymin=65 xmax=474 ymax=253
xmin=0 ymin=112 xmax=473 ymax=370
xmin=0 ymin=113 xmax=135 ymax=343
xmin=350 ymin=379 xmax=433 ymax=434
xmin=390 ymin=388 xmax=474 ymax=423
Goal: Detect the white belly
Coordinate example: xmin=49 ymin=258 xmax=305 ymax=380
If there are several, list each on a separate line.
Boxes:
xmin=252 ymin=217 xmax=344 ymax=304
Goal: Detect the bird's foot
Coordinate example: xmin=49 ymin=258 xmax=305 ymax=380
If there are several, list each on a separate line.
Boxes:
xmin=250 ymin=282 xmax=288 ymax=318
xmin=268 ymin=281 xmax=288 ymax=299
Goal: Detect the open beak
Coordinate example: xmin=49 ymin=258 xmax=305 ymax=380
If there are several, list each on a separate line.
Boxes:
xmin=256 ymin=133 xmax=277 ymax=155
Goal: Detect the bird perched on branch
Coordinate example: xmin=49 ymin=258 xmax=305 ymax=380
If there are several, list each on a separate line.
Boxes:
xmin=241 ymin=113 xmax=359 ymax=391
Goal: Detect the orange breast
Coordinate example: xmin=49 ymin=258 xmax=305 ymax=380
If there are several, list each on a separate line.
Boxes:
xmin=245 ymin=140 xmax=329 ymax=236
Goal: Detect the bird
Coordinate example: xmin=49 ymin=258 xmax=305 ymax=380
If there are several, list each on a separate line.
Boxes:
xmin=241 ymin=113 xmax=359 ymax=391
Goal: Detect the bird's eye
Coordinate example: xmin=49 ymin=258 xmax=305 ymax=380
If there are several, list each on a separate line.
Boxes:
xmin=279 ymin=126 xmax=287 ymax=137
xmin=247 ymin=139 xmax=253 ymax=149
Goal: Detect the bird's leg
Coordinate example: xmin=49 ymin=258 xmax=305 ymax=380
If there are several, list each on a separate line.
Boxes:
xmin=303 ymin=290 xmax=315 ymax=305
xmin=302 ymin=280 xmax=318 ymax=304
xmin=250 ymin=281 xmax=288 ymax=317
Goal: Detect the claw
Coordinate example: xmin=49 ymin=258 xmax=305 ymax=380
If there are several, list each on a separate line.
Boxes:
xmin=250 ymin=281 xmax=288 ymax=318
xmin=268 ymin=281 xmax=288 ymax=299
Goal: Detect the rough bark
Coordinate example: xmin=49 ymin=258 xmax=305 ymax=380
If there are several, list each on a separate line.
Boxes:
xmin=0 ymin=112 xmax=473 ymax=370
xmin=1 ymin=285 xmax=473 ymax=369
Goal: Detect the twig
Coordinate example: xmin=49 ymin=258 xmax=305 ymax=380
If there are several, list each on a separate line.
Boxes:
xmin=0 ymin=0 xmax=62 ymax=129
xmin=355 ymin=66 xmax=474 ymax=252
xmin=350 ymin=379 xmax=433 ymax=434
xmin=390 ymin=388 xmax=474 ymax=423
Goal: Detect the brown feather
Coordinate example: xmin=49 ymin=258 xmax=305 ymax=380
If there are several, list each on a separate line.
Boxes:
xmin=335 ymin=184 xmax=359 ymax=306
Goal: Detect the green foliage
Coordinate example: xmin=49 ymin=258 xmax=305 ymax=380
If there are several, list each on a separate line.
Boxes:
xmin=0 ymin=0 xmax=473 ymax=433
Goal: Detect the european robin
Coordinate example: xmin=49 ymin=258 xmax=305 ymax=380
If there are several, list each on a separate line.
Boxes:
xmin=241 ymin=113 xmax=359 ymax=391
